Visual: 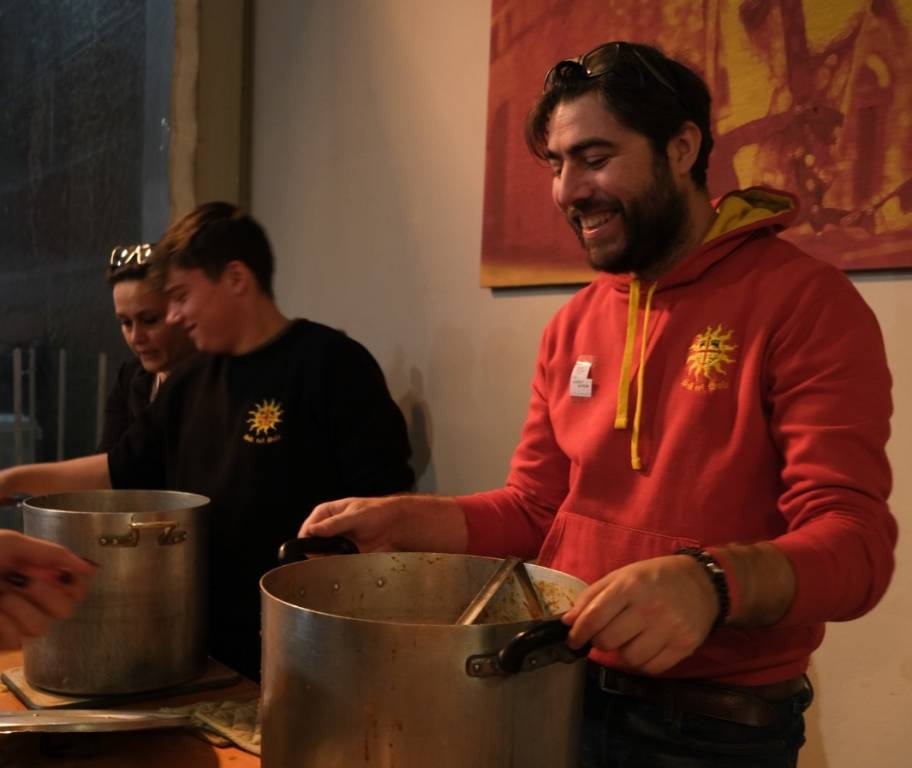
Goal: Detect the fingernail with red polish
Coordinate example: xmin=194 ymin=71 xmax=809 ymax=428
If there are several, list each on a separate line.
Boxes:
xmin=4 ymin=571 xmax=30 ymax=588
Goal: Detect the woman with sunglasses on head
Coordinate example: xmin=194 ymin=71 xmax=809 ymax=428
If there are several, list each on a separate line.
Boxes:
xmin=98 ymin=244 xmax=196 ymax=451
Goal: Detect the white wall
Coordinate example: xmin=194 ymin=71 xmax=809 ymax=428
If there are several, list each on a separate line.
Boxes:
xmin=250 ymin=2 xmax=911 ymax=765
xmin=799 ymin=277 xmax=912 ymax=768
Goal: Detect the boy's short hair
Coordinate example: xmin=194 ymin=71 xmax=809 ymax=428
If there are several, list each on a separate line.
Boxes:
xmin=152 ymin=202 xmax=274 ymax=296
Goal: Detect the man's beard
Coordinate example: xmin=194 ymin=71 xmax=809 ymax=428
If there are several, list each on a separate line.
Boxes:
xmin=573 ymin=157 xmax=690 ymax=276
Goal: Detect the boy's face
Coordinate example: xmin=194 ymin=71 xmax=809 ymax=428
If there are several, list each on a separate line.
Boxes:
xmin=164 ymin=266 xmax=239 ymax=354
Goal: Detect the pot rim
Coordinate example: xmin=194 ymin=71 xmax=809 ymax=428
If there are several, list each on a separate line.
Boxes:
xmin=259 ymin=551 xmax=585 ymax=630
xmin=23 ymin=489 xmax=211 ymax=515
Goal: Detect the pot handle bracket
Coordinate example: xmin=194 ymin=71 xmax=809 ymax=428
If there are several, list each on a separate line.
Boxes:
xmin=465 ymin=618 xmax=591 ymax=678
xmin=99 ymin=520 xmax=186 ymax=547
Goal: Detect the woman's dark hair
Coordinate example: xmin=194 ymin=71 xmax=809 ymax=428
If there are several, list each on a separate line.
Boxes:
xmin=107 ymin=261 xmax=150 ymax=287
xmin=151 ymin=202 xmax=274 ymax=297
xmin=525 ymin=42 xmax=714 ymax=189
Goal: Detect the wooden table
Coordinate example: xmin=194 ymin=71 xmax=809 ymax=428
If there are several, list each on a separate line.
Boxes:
xmin=0 ymin=650 xmax=261 ymax=767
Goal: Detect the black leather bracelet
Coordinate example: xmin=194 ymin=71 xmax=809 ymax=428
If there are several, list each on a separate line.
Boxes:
xmin=675 ymin=547 xmax=731 ymax=629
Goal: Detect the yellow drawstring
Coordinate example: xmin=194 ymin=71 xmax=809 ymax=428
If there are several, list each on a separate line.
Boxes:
xmin=631 ymin=282 xmax=657 ymax=470
xmin=613 ymin=279 xmax=657 ymax=470
xmin=614 ymin=279 xmax=640 ymax=429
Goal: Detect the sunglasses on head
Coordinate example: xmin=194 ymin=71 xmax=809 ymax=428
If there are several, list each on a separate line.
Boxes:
xmin=543 ymin=41 xmax=682 ymax=104
xmin=109 ymin=243 xmax=153 ymax=270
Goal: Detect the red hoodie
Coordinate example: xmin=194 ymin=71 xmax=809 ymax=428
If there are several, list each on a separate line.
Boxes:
xmin=458 ymin=188 xmax=896 ymax=685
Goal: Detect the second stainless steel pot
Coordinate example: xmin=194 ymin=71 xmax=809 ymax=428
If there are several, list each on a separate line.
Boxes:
xmin=261 ymin=547 xmax=589 ymax=767
xmin=22 ymin=490 xmax=210 ymax=695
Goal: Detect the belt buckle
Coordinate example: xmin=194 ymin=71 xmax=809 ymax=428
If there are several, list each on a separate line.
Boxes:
xmin=596 ymin=665 xmax=623 ymax=695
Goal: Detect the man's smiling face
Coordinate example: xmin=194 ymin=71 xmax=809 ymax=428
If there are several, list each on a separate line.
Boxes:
xmin=546 ymin=91 xmax=690 ymax=276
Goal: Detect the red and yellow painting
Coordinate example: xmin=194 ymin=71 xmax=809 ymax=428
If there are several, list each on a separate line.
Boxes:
xmin=480 ymin=0 xmax=912 ymax=287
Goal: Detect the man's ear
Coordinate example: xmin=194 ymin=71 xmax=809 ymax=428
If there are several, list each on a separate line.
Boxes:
xmin=666 ymin=121 xmax=702 ymax=179
xmin=223 ymin=260 xmax=254 ymax=295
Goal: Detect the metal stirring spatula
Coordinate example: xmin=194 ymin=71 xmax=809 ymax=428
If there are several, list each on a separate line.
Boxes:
xmin=455 ymin=556 xmax=523 ymax=625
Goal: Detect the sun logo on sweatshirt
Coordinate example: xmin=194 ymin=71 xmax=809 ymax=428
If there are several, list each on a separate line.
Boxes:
xmin=244 ymin=398 xmax=284 ymax=444
xmin=682 ymin=324 xmax=738 ymax=392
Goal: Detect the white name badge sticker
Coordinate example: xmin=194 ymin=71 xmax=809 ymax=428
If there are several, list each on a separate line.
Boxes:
xmin=569 ymin=356 xmax=594 ymax=398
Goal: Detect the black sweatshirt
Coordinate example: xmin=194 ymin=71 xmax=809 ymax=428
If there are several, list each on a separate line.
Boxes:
xmin=97 ymin=358 xmax=154 ymax=453
xmin=108 ymin=320 xmax=415 ymax=678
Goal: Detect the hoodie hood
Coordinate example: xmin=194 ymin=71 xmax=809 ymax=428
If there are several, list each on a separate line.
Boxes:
xmin=606 ymin=186 xmax=799 ymax=470
xmin=703 ymin=186 xmax=798 ymax=242
xmin=606 ymin=186 xmax=800 ymax=294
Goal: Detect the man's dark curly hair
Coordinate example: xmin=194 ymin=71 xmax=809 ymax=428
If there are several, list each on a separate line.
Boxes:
xmin=526 ymin=42 xmax=714 ymax=189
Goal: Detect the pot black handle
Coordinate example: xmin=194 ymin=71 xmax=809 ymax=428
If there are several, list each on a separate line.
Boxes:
xmin=497 ymin=617 xmax=591 ymax=675
xmin=277 ymin=536 xmax=359 ymax=564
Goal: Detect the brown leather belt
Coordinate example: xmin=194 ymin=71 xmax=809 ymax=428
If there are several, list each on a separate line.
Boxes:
xmin=587 ymin=664 xmax=809 ymax=728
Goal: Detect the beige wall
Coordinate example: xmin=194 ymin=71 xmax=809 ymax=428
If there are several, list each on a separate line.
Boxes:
xmin=249 ymin=2 xmax=911 ymax=765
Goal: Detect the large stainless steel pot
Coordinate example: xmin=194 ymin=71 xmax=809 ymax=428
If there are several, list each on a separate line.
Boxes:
xmin=22 ymin=490 xmax=210 ymax=695
xmin=260 ymin=544 xmax=589 ymax=767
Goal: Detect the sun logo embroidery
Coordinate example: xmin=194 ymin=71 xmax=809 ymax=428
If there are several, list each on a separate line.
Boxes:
xmin=244 ymin=398 xmax=284 ymax=444
xmin=682 ymin=324 xmax=738 ymax=392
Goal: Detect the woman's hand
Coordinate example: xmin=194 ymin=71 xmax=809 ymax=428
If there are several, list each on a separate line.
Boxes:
xmin=0 ymin=531 xmax=97 ymax=649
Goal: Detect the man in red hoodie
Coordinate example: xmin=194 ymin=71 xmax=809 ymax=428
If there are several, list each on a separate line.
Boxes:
xmin=300 ymin=42 xmax=895 ymax=766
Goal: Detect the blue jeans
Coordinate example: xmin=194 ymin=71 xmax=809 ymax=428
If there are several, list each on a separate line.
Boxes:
xmin=579 ymin=674 xmax=813 ymax=768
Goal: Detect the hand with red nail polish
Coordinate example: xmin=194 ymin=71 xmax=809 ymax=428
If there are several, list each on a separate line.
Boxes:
xmin=0 ymin=530 xmax=97 ymax=650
